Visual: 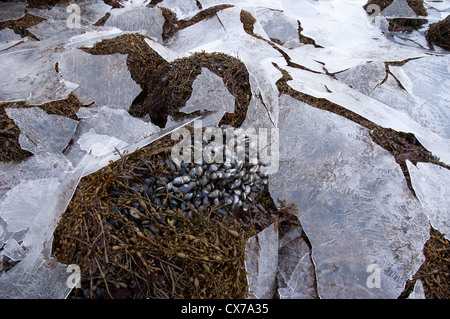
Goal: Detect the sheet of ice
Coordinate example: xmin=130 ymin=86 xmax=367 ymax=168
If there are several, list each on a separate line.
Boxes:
xmin=0 ymin=178 xmax=60 ymax=243
xmin=380 ymin=0 xmax=418 ymax=17
xmin=5 ymin=107 xmax=78 ymax=156
xmin=157 ymin=0 xmax=200 ymax=18
xmin=57 ymin=49 xmax=141 ymax=109
xmin=0 ymin=154 xmax=70 ymax=203
xmin=26 ymin=0 xmax=111 ymax=25
xmin=78 ymin=129 xmax=128 ymax=157
xmin=408 ymin=280 xmax=425 ymax=299
xmin=66 ymin=28 xmax=128 ymax=48
xmin=23 ymin=1 xmax=112 ymax=46
xmin=335 ymin=60 xmax=387 ymax=96
xmin=166 ymin=15 xmax=227 ymax=53
xmin=1 ymin=238 xmax=26 ymax=261
xmin=245 ymin=223 xmax=279 ymax=299
xmin=144 ymin=37 xmax=185 ymax=62
xmin=425 ymin=0 xmax=450 ymax=11
xmin=105 ymin=6 xmax=165 ymax=42
xmin=276 ymin=0 xmax=429 ymax=73
xmin=253 ymin=7 xmax=299 ymax=45
xmin=334 ymin=56 xmax=450 ymax=159
xmin=407 ymin=161 xmax=450 ymax=240
xmin=180 ymin=68 xmax=235 ymax=126
xmin=285 ymin=65 xmax=450 ymax=165
xmin=0 ymin=165 xmax=85 ymax=299
xmin=0 ymin=44 xmax=74 ymax=105
xmin=0 ymin=29 xmax=24 ymax=52
xmin=277 ymin=225 xmax=317 ymax=299
xmin=0 ymin=28 xmax=23 ymax=43
xmin=64 ymin=106 xmax=159 ymax=168
xmin=389 ymin=56 xmax=450 ymax=139
xmin=0 ymin=1 xmax=26 ymax=22
xmin=269 ymin=95 xmax=430 ymax=298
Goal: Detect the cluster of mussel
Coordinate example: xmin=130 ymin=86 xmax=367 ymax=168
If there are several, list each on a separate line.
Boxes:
xmin=112 ymin=128 xmax=271 ymax=220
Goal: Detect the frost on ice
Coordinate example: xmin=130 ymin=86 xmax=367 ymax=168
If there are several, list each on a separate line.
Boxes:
xmin=0 ymin=0 xmax=449 ymax=299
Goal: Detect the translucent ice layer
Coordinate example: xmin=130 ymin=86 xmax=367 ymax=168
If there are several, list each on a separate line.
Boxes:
xmin=5 ymin=107 xmax=78 ymax=156
xmin=269 ymin=95 xmax=430 ymax=298
xmin=407 ymin=161 xmax=450 ymax=240
xmin=104 ymin=6 xmax=165 ymax=42
xmin=57 ymin=50 xmax=141 ymax=109
xmin=180 ymin=68 xmax=235 ymax=126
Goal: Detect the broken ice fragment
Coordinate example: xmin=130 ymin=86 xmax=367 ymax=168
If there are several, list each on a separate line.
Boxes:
xmin=0 ymin=178 xmax=60 ymax=240
xmin=5 ymin=107 xmax=77 ymax=156
xmin=269 ymin=95 xmax=429 ymax=298
xmin=166 ymin=15 xmax=227 ymax=52
xmin=104 ymin=7 xmax=165 ymax=42
xmin=0 ymin=45 xmax=74 ymax=105
xmin=0 ymin=2 xmax=26 ymax=23
xmin=408 ymin=279 xmax=425 ymax=299
xmin=58 ymin=49 xmax=141 ymax=110
xmin=180 ymin=68 xmax=235 ymax=126
xmin=380 ymin=0 xmax=418 ymax=18
xmin=277 ymin=225 xmax=317 ymax=299
xmin=407 ymin=161 xmax=450 ymax=240
xmin=254 ymin=7 xmax=299 ymax=45
xmin=78 ymin=129 xmax=128 ymax=157
xmin=2 ymin=238 xmax=26 ymax=262
xmin=245 ymin=222 xmax=278 ymax=299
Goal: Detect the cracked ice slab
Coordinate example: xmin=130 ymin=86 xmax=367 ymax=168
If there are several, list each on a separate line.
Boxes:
xmin=338 ymin=55 xmax=450 ymax=142
xmin=63 ymin=106 xmax=159 ymax=169
xmin=0 ymin=44 xmax=74 ymax=105
xmin=253 ymin=7 xmax=299 ymax=45
xmin=277 ymin=225 xmax=316 ymax=299
xmin=407 ymin=161 xmax=450 ymax=240
xmin=104 ymin=6 xmax=165 ymax=42
xmin=0 ymin=1 xmax=26 ymax=22
xmin=57 ymin=49 xmax=141 ymax=109
xmin=158 ymin=0 xmax=200 ymax=18
xmin=269 ymin=95 xmax=430 ymax=298
xmin=180 ymin=67 xmax=235 ymax=126
xmin=285 ymin=65 xmax=450 ymax=165
xmin=0 ymin=166 xmax=85 ymax=299
xmin=0 ymin=178 xmax=60 ymax=241
xmin=245 ymin=223 xmax=279 ymax=298
xmin=5 ymin=107 xmax=78 ymax=156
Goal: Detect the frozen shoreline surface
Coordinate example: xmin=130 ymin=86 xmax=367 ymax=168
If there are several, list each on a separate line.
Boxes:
xmin=0 ymin=0 xmax=449 ymax=299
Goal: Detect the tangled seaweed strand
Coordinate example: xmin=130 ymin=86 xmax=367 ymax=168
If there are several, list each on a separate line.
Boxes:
xmin=52 ymin=132 xmax=288 ymax=299
xmin=426 ymin=15 xmax=450 ymax=51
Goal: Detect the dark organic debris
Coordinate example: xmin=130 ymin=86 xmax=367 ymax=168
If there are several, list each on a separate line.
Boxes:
xmin=399 ymin=227 xmax=450 ymax=299
xmin=426 ymin=15 xmax=450 ymax=51
xmin=103 ymin=0 xmax=124 ymax=9
xmin=0 ymin=106 xmax=33 ymax=162
xmin=52 ymin=132 xmax=294 ymax=299
xmin=93 ymin=12 xmax=111 ymax=27
xmin=388 ymin=17 xmax=427 ymax=33
xmin=26 ymin=0 xmax=71 ymax=9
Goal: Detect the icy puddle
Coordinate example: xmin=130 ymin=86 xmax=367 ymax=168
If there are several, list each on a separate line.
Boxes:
xmin=0 ymin=0 xmax=449 ymax=299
